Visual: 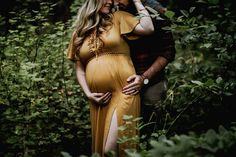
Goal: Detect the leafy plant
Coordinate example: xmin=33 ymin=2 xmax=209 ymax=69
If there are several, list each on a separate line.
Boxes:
xmin=0 ymin=1 xmax=91 ymax=157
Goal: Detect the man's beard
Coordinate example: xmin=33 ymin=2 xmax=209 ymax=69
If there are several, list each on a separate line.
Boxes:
xmin=114 ymin=4 xmax=127 ymax=11
xmin=118 ymin=4 xmax=127 ymax=11
xmin=114 ymin=2 xmax=136 ymax=14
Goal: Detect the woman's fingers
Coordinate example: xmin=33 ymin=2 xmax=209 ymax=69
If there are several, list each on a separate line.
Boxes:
xmin=101 ymin=92 xmax=112 ymax=104
xmin=93 ymin=92 xmax=105 ymax=97
xmin=92 ymin=92 xmax=112 ymax=105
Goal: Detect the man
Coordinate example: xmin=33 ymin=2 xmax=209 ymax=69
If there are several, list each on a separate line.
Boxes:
xmin=114 ymin=0 xmax=176 ymax=137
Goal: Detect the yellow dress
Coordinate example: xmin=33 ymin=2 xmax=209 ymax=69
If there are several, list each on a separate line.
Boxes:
xmin=67 ymin=11 xmax=140 ymax=156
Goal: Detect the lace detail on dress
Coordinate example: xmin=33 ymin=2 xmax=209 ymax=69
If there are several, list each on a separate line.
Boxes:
xmin=88 ymin=29 xmax=103 ymax=60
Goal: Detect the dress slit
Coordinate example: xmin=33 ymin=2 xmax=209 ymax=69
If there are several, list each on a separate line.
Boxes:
xmin=104 ymin=109 xmax=118 ymax=155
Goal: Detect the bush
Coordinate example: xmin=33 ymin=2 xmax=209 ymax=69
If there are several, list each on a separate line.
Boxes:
xmin=0 ymin=2 xmax=91 ymax=157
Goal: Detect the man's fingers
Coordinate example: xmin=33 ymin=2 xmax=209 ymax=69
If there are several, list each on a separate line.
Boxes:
xmin=133 ymin=90 xmax=139 ymax=95
xmin=123 ymin=89 xmax=139 ymax=95
xmin=126 ymin=74 xmax=136 ymax=82
xmin=123 ymin=83 xmax=135 ymax=90
xmin=123 ymin=81 xmax=141 ymax=90
xmin=123 ymin=86 xmax=140 ymax=94
xmin=124 ymin=75 xmax=143 ymax=89
xmin=123 ymin=84 xmax=140 ymax=93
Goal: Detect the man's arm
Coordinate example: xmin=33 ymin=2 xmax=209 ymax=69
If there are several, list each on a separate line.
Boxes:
xmin=123 ymin=0 xmax=176 ymax=95
xmin=122 ymin=56 xmax=168 ymax=95
xmin=142 ymin=0 xmax=166 ymax=14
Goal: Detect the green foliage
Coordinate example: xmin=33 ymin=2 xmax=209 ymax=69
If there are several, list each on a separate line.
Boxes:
xmin=1 ymin=0 xmax=236 ymax=157
xmin=0 ymin=1 xmax=90 ymax=157
xmin=93 ymin=120 xmax=236 ymax=157
xmin=147 ymin=125 xmax=236 ymax=157
xmin=150 ymin=0 xmax=236 ymax=135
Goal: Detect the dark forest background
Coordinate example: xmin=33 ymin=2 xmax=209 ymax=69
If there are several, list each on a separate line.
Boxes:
xmin=0 ymin=0 xmax=236 ymax=157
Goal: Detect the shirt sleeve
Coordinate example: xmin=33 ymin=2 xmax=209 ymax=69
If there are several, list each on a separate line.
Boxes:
xmin=155 ymin=19 xmax=176 ymax=62
xmin=143 ymin=0 xmax=165 ymax=14
xmin=66 ymin=31 xmax=80 ymax=62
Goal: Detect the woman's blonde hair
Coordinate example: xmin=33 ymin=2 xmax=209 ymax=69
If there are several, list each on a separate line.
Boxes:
xmin=73 ymin=0 xmax=113 ymax=55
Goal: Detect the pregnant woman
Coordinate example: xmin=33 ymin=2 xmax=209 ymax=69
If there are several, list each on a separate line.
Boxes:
xmin=66 ymin=0 xmax=154 ymax=156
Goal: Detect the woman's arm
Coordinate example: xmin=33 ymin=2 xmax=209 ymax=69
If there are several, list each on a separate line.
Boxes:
xmin=75 ymin=61 xmax=112 ymax=105
xmin=133 ymin=0 xmax=154 ymax=35
xmin=75 ymin=61 xmax=91 ymax=97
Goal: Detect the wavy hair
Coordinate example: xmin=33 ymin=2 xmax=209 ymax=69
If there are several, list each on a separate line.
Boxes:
xmin=73 ymin=0 xmax=113 ymax=56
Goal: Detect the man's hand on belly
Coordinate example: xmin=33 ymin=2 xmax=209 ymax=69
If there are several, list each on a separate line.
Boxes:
xmin=122 ymin=74 xmax=144 ymax=95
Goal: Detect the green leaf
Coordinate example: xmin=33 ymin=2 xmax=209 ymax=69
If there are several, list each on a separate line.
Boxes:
xmin=164 ymin=10 xmax=175 ymax=19
xmin=132 ymin=117 xmax=143 ymax=122
xmin=191 ymin=80 xmax=204 ymax=86
xmin=180 ymin=10 xmax=189 ymax=17
xmin=200 ymin=43 xmax=212 ymax=49
xmin=61 ymin=152 xmax=73 ymax=157
xmin=122 ymin=115 xmax=133 ymax=120
xmin=218 ymin=125 xmax=227 ymax=135
xmin=208 ymin=0 xmax=219 ymax=5
xmin=189 ymin=7 xmax=196 ymax=13
xmin=118 ymin=126 xmax=127 ymax=131
xmin=216 ymin=77 xmax=223 ymax=84
xmin=91 ymin=153 xmax=101 ymax=157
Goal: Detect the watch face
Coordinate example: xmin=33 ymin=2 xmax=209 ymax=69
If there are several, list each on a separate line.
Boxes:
xmin=144 ymin=78 xmax=149 ymax=85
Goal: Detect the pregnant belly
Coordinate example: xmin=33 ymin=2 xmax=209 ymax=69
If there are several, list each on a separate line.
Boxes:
xmin=85 ymin=54 xmax=135 ymax=93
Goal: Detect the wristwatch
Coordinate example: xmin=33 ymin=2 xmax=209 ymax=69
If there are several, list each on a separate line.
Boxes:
xmin=141 ymin=74 xmax=149 ymax=85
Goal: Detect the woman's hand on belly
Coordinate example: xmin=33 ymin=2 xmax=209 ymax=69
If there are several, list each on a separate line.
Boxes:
xmin=87 ymin=92 xmax=112 ymax=105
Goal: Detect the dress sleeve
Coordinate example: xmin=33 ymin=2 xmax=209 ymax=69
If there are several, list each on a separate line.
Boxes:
xmin=66 ymin=31 xmax=80 ymax=62
xmin=114 ymin=11 xmax=139 ymax=40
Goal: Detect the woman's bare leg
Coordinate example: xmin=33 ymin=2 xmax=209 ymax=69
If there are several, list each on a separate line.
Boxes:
xmin=104 ymin=110 xmax=118 ymax=157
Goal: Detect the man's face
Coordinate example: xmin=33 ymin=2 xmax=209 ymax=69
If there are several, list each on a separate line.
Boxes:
xmin=114 ymin=0 xmax=130 ymax=10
